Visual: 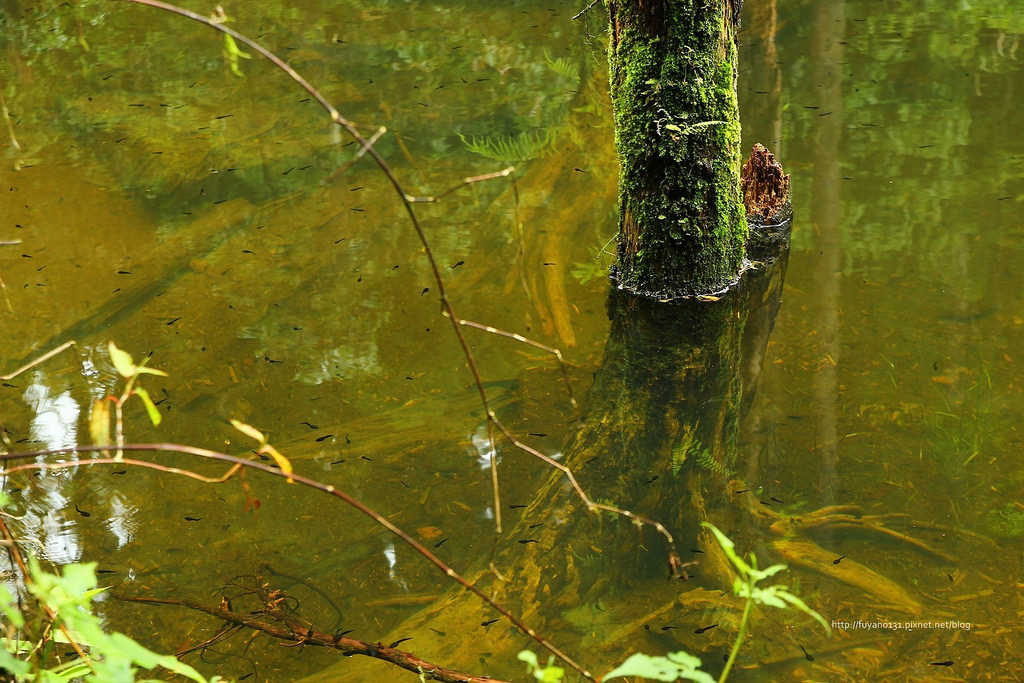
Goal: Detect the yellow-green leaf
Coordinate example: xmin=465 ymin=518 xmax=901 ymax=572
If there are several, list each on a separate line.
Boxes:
xmin=134 ymin=357 xmax=168 ymax=377
xmin=89 ymin=399 xmax=111 ymax=446
xmin=134 ymin=387 xmax=162 ymax=426
xmin=133 ymin=366 xmax=169 ymax=377
xmin=230 ymin=419 xmax=266 ymax=444
xmin=107 ymin=341 xmax=136 ymax=378
xmin=261 ymin=443 xmax=294 ymax=483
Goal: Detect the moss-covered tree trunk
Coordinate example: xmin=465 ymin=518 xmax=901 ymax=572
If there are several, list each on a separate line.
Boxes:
xmin=607 ymin=0 xmax=747 ymax=298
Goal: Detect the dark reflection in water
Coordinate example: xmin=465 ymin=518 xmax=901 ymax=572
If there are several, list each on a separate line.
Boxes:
xmin=1 ymin=0 xmax=1023 ymax=680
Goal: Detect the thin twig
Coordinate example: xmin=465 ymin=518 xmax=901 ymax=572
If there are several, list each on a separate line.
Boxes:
xmin=404 ymin=167 xmax=515 ymax=202
xmin=404 ymin=167 xmax=532 ymax=306
xmin=488 ymin=415 xmax=683 ymax=576
xmin=457 ymin=318 xmax=577 ymax=410
xmin=0 ymin=84 xmax=21 ymax=153
xmin=508 ymin=170 xmax=531 ymax=304
xmin=571 ymin=0 xmax=602 ymax=21
xmin=0 ymin=340 xmax=78 ymax=381
xmin=321 ymin=125 xmax=387 ymax=185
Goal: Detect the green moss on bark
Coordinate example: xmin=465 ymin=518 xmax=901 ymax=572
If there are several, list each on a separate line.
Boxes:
xmin=607 ymin=0 xmax=747 ymax=298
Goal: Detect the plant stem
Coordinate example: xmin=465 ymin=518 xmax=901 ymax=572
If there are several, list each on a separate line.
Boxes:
xmin=719 ymin=578 xmax=754 ymax=683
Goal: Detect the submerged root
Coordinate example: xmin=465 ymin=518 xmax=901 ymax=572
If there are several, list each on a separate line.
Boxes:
xmin=771 ymin=537 xmax=924 ymax=616
xmin=769 ymin=505 xmax=959 ymax=564
xmin=729 ymin=482 xmax=965 ymax=617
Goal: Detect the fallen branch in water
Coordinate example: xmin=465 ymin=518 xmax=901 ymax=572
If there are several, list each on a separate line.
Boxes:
xmin=117 ymin=593 xmax=509 ymax=683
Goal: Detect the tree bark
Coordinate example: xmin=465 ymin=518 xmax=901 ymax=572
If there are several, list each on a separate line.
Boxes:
xmin=607 ymin=0 xmax=747 ymax=298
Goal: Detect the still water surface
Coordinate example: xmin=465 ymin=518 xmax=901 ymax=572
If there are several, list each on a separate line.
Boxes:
xmin=2 ymin=0 xmax=1023 ymax=680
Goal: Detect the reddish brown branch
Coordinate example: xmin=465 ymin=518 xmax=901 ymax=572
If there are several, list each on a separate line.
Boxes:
xmin=116 ymin=594 xmax=508 ymax=683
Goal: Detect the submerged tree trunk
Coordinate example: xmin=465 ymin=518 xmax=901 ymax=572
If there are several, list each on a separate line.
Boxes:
xmin=607 ymin=0 xmax=747 ymax=298
xmin=304 ymin=245 xmax=792 ymax=682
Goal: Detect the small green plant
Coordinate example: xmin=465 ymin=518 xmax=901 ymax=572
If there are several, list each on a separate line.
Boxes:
xmin=704 ymin=522 xmax=830 ymax=682
xmin=517 ymin=649 xmax=565 ymax=682
xmin=89 ymin=341 xmax=167 ymax=458
xmin=519 ymin=524 xmax=829 ymax=682
xmin=458 ymin=129 xmax=554 ymax=163
xmin=211 ymin=6 xmax=251 ymax=77
xmin=0 ymin=523 xmax=213 ymax=681
xmin=569 ymin=258 xmax=609 ymax=286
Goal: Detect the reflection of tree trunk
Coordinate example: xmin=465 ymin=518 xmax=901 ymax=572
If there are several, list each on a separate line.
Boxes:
xmin=308 ymin=246 xmax=790 ymax=681
xmin=809 ymin=3 xmax=845 ymax=503
xmin=741 ymin=0 xmax=784 ymax=152
xmin=501 ymin=64 xmax=618 ymax=348
xmin=737 ymin=0 xmax=787 ymax=487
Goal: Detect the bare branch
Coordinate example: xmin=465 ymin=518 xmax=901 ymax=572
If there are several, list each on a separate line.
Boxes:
xmin=0 ymin=340 xmax=79 ymax=381
xmin=571 ymin=0 xmax=602 ymax=21
xmin=457 ymin=319 xmax=577 ymax=410
xmin=117 ymin=594 xmax=509 ymax=683
xmin=405 ymin=167 xmax=515 ymax=203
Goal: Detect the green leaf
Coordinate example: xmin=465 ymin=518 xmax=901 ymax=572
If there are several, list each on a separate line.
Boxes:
xmin=518 ymin=650 xmax=540 ymax=670
xmin=48 ymin=656 xmax=94 ymax=679
xmin=734 ymin=580 xmax=832 ymax=637
xmin=702 ymin=522 xmax=752 ymax=576
xmin=104 ymin=632 xmax=207 ymax=682
xmin=56 ymin=561 xmax=100 ymax=597
xmin=107 ymin=341 xmax=136 ymax=378
xmin=134 ymin=387 xmax=162 ymax=426
xmin=133 ymin=366 xmax=168 ymax=377
xmin=602 ymin=651 xmax=714 ymax=683
xmin=747 ymin=562 xmax=786 ymax=583
xmin=537 ymin=664 xmax=565 ymax=682
xmin=774 ymin=589 xmax=832 ymax=636
xmin=0 ymin=647 xmax=31 ymax=678
xmin=738 ymin=583 xmax=788 ymax=609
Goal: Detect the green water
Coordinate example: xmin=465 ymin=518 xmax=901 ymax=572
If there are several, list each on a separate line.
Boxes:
xmin=2 ymin=0 xmax=1022 ymax=680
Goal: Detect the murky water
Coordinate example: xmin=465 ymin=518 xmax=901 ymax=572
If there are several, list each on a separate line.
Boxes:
xmin=1 ymin=0 xmax=1022 ymax=680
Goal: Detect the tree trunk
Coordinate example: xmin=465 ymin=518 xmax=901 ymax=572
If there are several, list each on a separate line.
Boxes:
xmin=607 ymin=0 xmax=747 ymax=298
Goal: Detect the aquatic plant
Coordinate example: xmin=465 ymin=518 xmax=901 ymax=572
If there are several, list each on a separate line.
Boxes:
xmin=519 ymin=523 xmax=829 ymax=683
xmin=459 ymin=129 xmax=555 ymax=163
xmin=0 ymin=530 xmax=213 ymax=682
xmin=985 ymin=503 xmax=1024 ymax=538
